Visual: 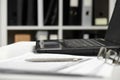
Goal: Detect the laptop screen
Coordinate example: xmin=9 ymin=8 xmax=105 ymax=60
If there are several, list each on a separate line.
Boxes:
xmin=105 ymin=0 xmax=120 ymax=44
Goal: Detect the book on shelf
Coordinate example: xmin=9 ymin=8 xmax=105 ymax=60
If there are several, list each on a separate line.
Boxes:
xmin=14 ymin=34 xmax=31 ymax=42
xmin=92 ymin=0 xmax=109 ymax=26
xmin=82 ymin=0 xmax=93 ymax=26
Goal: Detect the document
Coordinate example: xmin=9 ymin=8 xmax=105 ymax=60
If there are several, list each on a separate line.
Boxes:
xmin=0 ymin=52 xmax=114 ymax=79
xmin=0 ymin=52 xmax=91 ymax=72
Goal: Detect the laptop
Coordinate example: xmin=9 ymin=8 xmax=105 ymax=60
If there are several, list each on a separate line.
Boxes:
xmin=34 ymin=0 xmax=120 ymax=56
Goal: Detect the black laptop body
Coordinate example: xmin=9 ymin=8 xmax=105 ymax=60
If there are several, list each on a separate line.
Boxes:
xmin=34 ymin=0 xmax=120 ymax=56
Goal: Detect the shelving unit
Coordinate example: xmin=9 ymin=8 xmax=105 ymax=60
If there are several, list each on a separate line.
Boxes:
xmin=0 ymin=0 xmax=116 ymax=46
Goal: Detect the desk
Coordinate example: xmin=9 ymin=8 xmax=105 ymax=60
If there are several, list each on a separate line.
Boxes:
xmin=0 ymin=42 xmax=119 ymax=80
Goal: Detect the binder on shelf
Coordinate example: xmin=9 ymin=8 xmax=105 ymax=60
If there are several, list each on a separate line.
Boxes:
xmin=63 ymin=0 xmax=69 ymax=25
xmin=17 ymin=0 xmax=23 ymax=25
xmin=44 ymin=0 xmax=58 ymax=25
xmin=82 ymin=0 xmax=92 ymax=26
xmin=68 ymin=0 xmax=82 ymax=25
xmin=8 ymin=0 xmax=37 ymax=25
xmin=26 ymin=0 xmax=38 ymax=25
xmin=92 ymin=0 xmax=109 ymax=26
xmin=8 ymin=0 xmax=17 ymax=25
xmin=36 ymin=31 xmax=48 ymax=41
xmin=14 ymin=34 xmax=31 ymax=42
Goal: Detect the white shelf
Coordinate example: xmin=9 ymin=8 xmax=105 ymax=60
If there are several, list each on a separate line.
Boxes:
xmin=63 ymin=26 xmax=108 ymax=30
xmin=7 ymin=26 xmax=59 ymax=30
xmin=7 ymin=26 xmax=108 ymax=30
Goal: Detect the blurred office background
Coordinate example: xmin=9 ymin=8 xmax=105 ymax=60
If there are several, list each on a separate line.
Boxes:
xmin=0 ymin=0 xmax=116 ymax=46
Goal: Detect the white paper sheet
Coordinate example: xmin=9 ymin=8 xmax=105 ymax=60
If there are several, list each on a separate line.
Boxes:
xmin=0 ymin=52 xmax=92 ymax=72
xmin=59 ymin=58 xmax=114 ymax=78
xmin=0 ymin=52 xmax=114 ymax=78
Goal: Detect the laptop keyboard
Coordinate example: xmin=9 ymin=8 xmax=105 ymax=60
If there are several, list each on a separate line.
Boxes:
xmin=62 ymin=39 xmax=105 ymax=48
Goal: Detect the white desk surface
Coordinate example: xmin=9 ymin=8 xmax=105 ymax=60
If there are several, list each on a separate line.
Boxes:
xmin=0 ymin=41 xmax=119 ymax=80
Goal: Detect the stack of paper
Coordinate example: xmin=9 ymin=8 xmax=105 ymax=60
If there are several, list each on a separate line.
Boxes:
xmin=0 ymin=52 xmax=114 ymax=79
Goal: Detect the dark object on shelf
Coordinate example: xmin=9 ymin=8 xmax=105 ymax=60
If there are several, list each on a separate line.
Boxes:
xmin=44 ymin=0 xmax=58 ymax=25
xmin=63 ymin=30 xmax=106 ymax=39
xmin=8 ymin=0 xmax=17 ymax=25
xmin=63 ymin=0 xmax=82 ymax=25
xmin=8 ymin=0 xmax=37 ymax=25
xmin=92 ymin=0 xmax=109 ymax=25
xmin=63 ymin=30 xmax=83 ymax=39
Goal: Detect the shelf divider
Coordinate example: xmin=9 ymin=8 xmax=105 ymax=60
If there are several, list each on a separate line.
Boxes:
xmin=38 ymin=0 xmax=43 ymax=27
xmin=58 ymin=0 xmax=63 ymax=39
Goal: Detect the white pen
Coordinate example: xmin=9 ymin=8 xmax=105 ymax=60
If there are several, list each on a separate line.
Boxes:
xmin=25 ymin=58 xmax=82 ymax=62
